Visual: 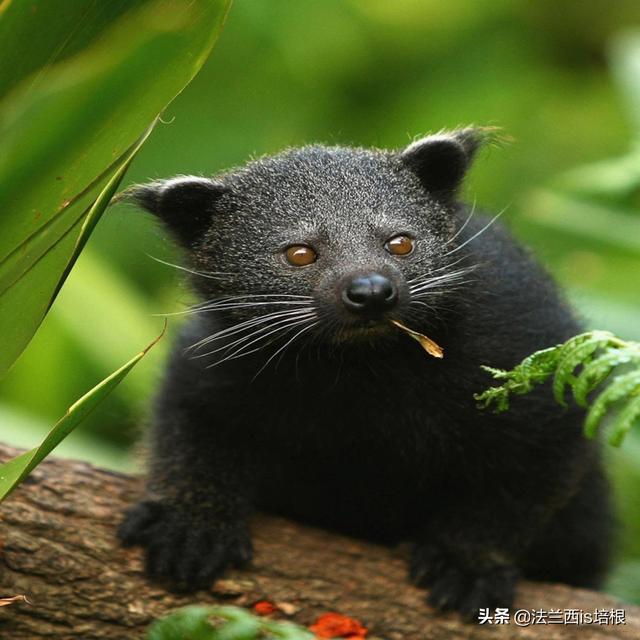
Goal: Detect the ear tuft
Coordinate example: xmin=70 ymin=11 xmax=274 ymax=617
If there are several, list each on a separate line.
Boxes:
xmin=401 ymin=127 xmax=500 ymax=196
xmin=118 ymin=176 xmax=229 ymax=247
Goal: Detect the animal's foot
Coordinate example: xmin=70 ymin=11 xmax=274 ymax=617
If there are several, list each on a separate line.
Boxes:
xmin=410 ymin=541 xmax=518 ymax=620
xmin=118 ymin=500 xmax=252 ymax=592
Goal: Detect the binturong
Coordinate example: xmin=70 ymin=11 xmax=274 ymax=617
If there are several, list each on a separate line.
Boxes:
xmin=117 ymin=128 xmax=613 ymax=619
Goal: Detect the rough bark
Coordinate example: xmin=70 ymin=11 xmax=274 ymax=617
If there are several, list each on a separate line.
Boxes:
xmin=0 ymin=443 xmax=638 ymax=640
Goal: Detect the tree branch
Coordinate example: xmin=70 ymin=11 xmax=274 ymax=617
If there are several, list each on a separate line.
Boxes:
xmin=0 ymin=444 xmax=638 ymax=639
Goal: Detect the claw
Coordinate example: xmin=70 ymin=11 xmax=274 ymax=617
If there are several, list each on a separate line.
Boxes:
xmin=118 ymin=500 xmax=252 ymax=591
xmin=411 ymin=541 xmax=517 ymax=619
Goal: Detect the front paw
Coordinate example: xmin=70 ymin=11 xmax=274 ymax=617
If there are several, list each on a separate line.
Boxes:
xmin=410 ymin=541 xmax=518 ymax=620
xmin=118 ymin=500 xmax=252 ymax=592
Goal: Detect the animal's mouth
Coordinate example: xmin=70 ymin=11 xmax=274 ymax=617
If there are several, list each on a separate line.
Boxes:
xmin=332 ymin=320 xmax=393 ymax=342
xmin=332 ymin=317 xmax=444 ymax=358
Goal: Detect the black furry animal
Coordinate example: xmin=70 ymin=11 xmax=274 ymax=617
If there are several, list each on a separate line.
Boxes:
xmin=118 ymin=129 xmax=613 ymax=618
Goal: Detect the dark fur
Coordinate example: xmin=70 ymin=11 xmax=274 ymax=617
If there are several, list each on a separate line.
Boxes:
xmin=118 ymin=129 xmax=613 ymax=618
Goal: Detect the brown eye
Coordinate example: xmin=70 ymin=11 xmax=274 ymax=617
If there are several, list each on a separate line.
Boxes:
xmin=284 ymin=244 xmax=317 ymax=266
xmin=385 ymin=234 xmax=414 ymax=256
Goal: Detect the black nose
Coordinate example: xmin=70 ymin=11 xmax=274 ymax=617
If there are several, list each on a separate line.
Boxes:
xmin=342 ymin=273 xmax=398 ymax=316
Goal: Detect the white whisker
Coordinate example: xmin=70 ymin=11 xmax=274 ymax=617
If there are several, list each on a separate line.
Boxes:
xmin=156 ymin=301 xmax=313 ymax=318
xmin=409 ymin=299 xmax=439 ymax=312
xmin=198 ymin=300 xmax=312 ymax=311
xmin=147 ymin=254 xmax=232 ymax=280
xmin=194 ymin=293 xmax=313 ymax=306
xmin=406 ymin=255 xmax=471 ymax=284
xmin=188 ymin=308 xmax=313 ymax=352
xmin=409 ymin=267 xmax=477 ymax=294
xmin=411 ymin=279 xmax=475 ymax=299
xmin=206 ymin=315 xmax=316 ymax=368
xmin=195 ymin=311 xmax=316 ymax=360
xmin=444 ymin=198 xmax=476 ymax=246
xmin=252 ymin=320 xmax=320 ymax=380
xmin=443 ymin=205 xmax=509 ymax=258
xmin=223 ymin=316 xmax=314 ymax=364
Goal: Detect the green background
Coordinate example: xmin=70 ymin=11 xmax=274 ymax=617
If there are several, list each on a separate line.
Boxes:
xmin=2 ymin=0 xmax=639 ymax=603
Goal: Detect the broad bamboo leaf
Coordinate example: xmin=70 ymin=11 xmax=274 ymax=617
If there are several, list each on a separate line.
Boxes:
xmin=0 ymin=325 xmax=165 ymax=501
xmin=0 ymin=125 xmax=153 ymax=377
xmin=0 ymin=0 xmax=231 ymax=377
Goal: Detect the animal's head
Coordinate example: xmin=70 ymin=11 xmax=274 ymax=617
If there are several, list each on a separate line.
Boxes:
xmin=124 ymin=128 xmax=490 ymax=362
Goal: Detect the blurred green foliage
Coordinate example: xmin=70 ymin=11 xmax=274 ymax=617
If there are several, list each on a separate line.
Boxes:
xmin=1 ymin=0 xmax=639 ymax=602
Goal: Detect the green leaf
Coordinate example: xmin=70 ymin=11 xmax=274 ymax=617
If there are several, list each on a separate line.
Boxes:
xmin=610 ymin=394 xmax=640 ymax=447
xmin=258 ymin=620 xmax=315 ymax=640
xmin=0 ymin=0 xmax=231 ymax=377
xmin=474 ymin=346 xmax=561 ymax=412
xmin=552 ymin=330 xmax=614 ymax=407
xmin=147 ymin=605 xmax=224 ymax=640
xmin=50 ymin=249 xmax=169 ymax=404
xmin=477 ymin=331 xmax=640 ymax=446
xmin=0 ymin=127 xmax=152 ymax=379
xmin=573 ymin=347 xmax=640 ymax=407
xmin=0 ymin=324 xmax=165 ymax=501
xmin=0 ymin=403 xmax=133 ymax=472
xmin=585 ymin=370 xmax=640 ymax=440
xmin=147 ymin=605 xmax=315 ymax=640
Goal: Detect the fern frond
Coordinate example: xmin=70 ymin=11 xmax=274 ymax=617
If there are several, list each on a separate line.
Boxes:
xmin=475 ymin=331 xmax=640 ymax=446
xmin=475 ymin=346 xmax=562 ymax=412
xmin=610 ymin=393 xmax=640 ymax=447
xmin=585 ymin=370 xmax=640 ymax=441
xmin=573 ymin=346 xmax=639 ymax=407
xmin=552 ymin=330 xmax=614 ymax=407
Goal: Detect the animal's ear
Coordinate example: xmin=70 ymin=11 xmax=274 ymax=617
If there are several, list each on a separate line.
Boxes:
xmin=400 ymin=128 xmax=489 ymax=196
xmin=119 ymin=176 xmax=229 ymax=247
